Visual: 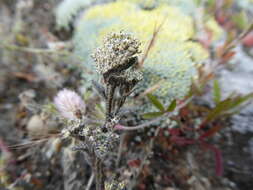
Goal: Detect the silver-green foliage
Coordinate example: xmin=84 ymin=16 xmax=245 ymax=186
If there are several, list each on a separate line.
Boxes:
xmin=55 ymin=0 xmax=114 ymax=30
xmin=136 ymin=43 xmax=196 ymax=111
xmin=73 ymin=2 xmax=206 ymax=105
xmin=58 ymin=1 xmax=208 ymax=109
xmin=55 ymin=0 xmax=95 ymax=30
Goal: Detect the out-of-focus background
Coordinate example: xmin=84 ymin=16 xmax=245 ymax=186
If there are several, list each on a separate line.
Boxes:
xmin=0 ymin=0 xmax=253 ymax=189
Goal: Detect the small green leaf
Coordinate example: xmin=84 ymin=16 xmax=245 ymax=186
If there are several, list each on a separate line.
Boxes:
xmin=147 ymin=93 xmax=165 ymax=112
xmin=205 ymin=93 xmax=253 ymax=123
xmin=166 ymin=100 xmax=177 ymax=112
xmin=201 ymin=92 xmax=253 ymax=127
xmin=213 ymin=80 xmax=221 ymax=104
xmin=142 ymin=112 xmax=163 ymax=119
xmin=94 ymin=103 xmax=105 ymax=120
xmin=206 ymin=0 xmax=216 ymax=8
xmin=204 ymin=98 xmax=232 ymax=123
xmin=232 ymin=11 xmax=248 ymax=30
xmin=224 ymin=93 xmax=253 ymax=113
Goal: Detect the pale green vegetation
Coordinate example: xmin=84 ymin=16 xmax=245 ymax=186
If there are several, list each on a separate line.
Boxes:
xmin=55 ymin=0 xmax=223 ymax=108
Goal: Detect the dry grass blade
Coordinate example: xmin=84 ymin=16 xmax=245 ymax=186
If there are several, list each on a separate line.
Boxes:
xmin=137 ymin=79 xmax=165 ymax=98
xmin=220 ymin=22 xmax=253 ymax=58
xmin=7 ymin=134 xmax=61 ymax=149
xmin=138 ymin=18 xmax=166 ymax=67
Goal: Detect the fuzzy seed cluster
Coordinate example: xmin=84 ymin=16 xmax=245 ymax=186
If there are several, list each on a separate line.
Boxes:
xmin=92 ymin=31 xmax=141 ymax=74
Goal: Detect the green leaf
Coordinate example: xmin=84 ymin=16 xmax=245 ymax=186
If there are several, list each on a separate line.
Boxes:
xmin=204 ymin=93 xmax=253 ymax=123
xmin=213 ymin=80 xmax=221 ymax=104
xmin=94 ymin=103 xmax=105 ymax=120
xmin=224 ymin=93 xmax=253 ymax=113
xmin=142 ymin=112 xmax=163 ymax=119
xmin=232 ymin=11 xmax=248 ymax=30
xmin=166 ymin=100 xmax=177 ymax=112
xmin=206 ymin=0 xmax=216 ymax=8
xmin=147 ymin=93 xmax=165 ymax=112
xmin=204 ymin=98 xmax=233 ymax=123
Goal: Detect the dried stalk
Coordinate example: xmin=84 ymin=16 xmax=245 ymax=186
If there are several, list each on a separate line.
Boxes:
xmin=85 ymin=173 xmax=95 ymax=190
xmin=95 ymin=157 xmax=104 ymax=190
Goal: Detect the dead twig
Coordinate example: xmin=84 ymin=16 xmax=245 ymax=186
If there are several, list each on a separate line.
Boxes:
xmin=220 ymin=22 xmax=253 ymax=57
xmin=138 ymin=18 xmax=166 ymax=67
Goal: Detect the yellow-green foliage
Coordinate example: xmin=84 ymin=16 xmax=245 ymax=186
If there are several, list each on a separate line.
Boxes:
xmin=120 ymin=0 xmax=198 ymax=14
xmin=74 ymin=1 xmax=208 ymax=106
xmin=85 ymin=3 xmax=194 ymax=44
xmin=206 ymin=18 xmax=223 ymax=41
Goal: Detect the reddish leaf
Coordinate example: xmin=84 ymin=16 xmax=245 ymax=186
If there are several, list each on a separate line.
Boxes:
xmin=169 ymin=128 xmax=181 ymax=136
xmin=222 ymin=51 xmax=236 ymax=63
xmin=170 ymin=136 xmax=195 ymax=146
xmin=242 ymin=31 xmax=253 ymax=47
xmin=128 ymin=159 xmax=141 ymax=168
xmin=215 ymin=11 xmax=228 ymax=25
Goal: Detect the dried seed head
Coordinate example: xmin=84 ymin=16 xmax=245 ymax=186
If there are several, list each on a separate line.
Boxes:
xmin=54 ymin=89 xmax=86 ymax=120
xmin=92 ymin=31 xmax=141 ymax=74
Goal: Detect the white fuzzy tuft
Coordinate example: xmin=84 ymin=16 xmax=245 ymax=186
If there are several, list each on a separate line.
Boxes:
xmin=54 ymin=89 xmax=85 ymax=120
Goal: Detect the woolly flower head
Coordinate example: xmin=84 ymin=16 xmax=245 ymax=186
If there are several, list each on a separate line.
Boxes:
xmin=54 ymin=89 xmax=86 ymax=120
xmin=91 ymin=31 xmax=141 ymax=74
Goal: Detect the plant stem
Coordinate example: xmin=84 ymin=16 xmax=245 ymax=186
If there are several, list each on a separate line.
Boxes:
xmin=1 ymin=43 xmax=69 ymax=55
xmin=95 ymin=157 xmax=104 ymax=190
xmin=115 ymin=97 xmax=193 ymax=131
xmin=116 ymin=133 xmax=126 ymax=167
xmin=85 ymin=173 xmax=94 ymax=190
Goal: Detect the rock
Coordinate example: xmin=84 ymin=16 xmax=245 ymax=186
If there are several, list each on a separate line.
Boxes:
xmin=219 ymin=45 xmax=253 ymax=133
xmin=26 ymin=115 xmax=47 ymax=137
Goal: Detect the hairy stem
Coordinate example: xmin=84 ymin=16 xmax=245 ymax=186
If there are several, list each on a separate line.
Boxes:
xmin=116 ymin=133 xmax=126 ymax=167
xmin=95 ymin=157 xmax=104 ymax=190
xmin=106 ymin=84 xmax=116 ymax=121
xmin=115 ymin=97 xmax=193 ymax=131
